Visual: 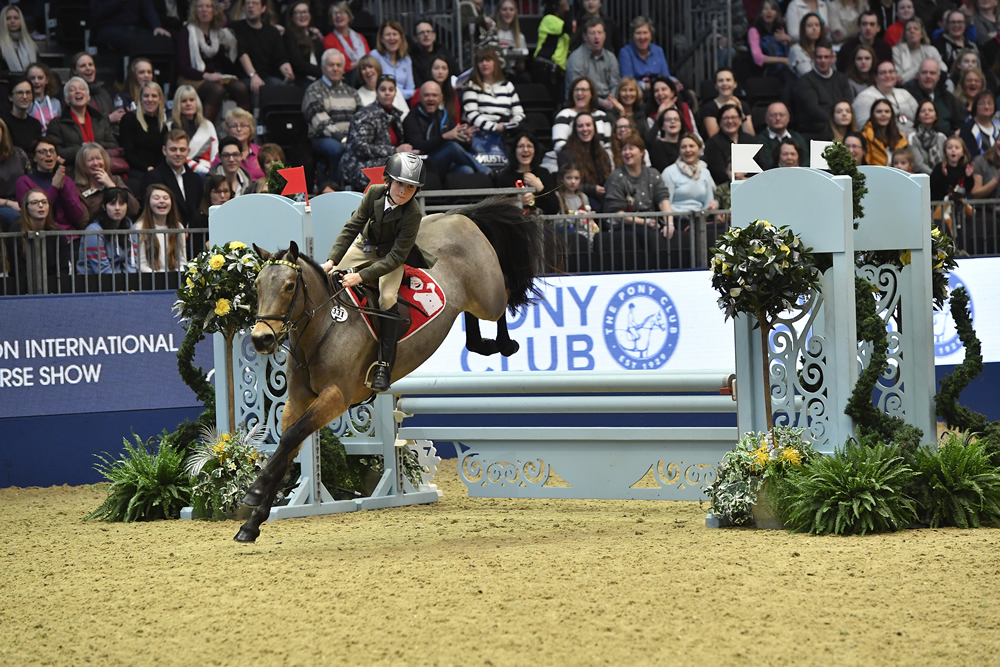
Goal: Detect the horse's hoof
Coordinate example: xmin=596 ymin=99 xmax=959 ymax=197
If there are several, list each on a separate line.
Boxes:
xmin=240 ymin=489 xmax=263 ymax=507
xmin=233 ymin=525 xmax=260 ymax=543
xmin=467 ymin=338 xmax=500 ymax=356
xmin=499 ymin=340 xmax=520 ymax=357
xmin=233 ymin=503 xmax=255 ymax=521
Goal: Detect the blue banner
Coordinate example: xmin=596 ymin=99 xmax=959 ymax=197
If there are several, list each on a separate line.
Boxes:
xmin=0 ymin=292 xmax=213 ymax=418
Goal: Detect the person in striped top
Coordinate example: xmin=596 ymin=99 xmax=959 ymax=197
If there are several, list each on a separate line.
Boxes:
xmin=462 ymin=49 xmax=524 ymax=167
xmin=77 ymin=187 xmax=138 ymax=275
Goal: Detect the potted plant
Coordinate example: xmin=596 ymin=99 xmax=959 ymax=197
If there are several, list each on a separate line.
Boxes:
xmin=707 ymin=425 xmax=819 ymax=529
xmin=186 ymin=425 xmax=268 ymax=520
xmin=174 ymin=241 xmax=261 ymax=433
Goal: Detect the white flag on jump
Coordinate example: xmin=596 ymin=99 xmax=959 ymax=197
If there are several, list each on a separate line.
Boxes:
xmin=810 ymin=140 xmax=835 ymax=169
xmin=731 ymin=144 xmax=763 ymax=179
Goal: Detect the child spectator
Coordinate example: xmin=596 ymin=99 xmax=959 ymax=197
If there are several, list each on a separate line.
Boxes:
xmin=77 ymin=187 xmax=138 ymax=275
xmin=25 ymin=63 xmax=61 ymax=133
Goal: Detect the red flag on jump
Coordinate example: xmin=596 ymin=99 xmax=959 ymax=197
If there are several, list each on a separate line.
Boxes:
xmin=361 ymin=166 xmax=385 ymax=193
xmin=278 ymin=165 xmax=309 ymax=205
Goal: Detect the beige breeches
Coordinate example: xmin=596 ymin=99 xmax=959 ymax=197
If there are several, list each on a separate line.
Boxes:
xmin=334 ymin=234 xmax=403 ymax=309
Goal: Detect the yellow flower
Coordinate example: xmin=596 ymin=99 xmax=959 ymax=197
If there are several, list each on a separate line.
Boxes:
xmin=752 ymin=445 xmax=769 ymax=468
xmin=730 ymin=287 xmax=742 ymax=297
xmin=899 ymin=249 xmax=912 ymax=266
xmin=213 ymin=442 xmax=225 ymax=456
xmin=782 ymin=448 xmax=803 ymax=466
xmin=229 ymin=241 xmax=246 ymax=249
xmin=781 ymin=260 xmax=790 ymax=269
xmin=779 ymin=244 xmax=789 ymax=254
xmin=187 ymin=264 xmax=197 ymax=274
xmin=722 ymin=263 xmax=732 ymax=275
xmin=931 ymin=227 xmax=941 ymax=239
xmin=754 ymin=246 xmax=766 ymax=254
xmin=760 ymin=220 xmax=772 ymax=227
xmin=215 ymin=299 xmax=231 ymax=316
xmin=221 ymin=433 xmax=232 ymax=442
xmin=209 ymin=254 xmax=226 ymax=270
xmin=185 ymin=277 xmax=193 ymax=287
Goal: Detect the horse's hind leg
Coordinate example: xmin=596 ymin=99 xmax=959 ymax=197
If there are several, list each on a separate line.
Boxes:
xmin=495 ymin=312 xmax=519 ymax=357
xmin=234 ymin=384 xmax=347 ymax=543
xmin=464 ymin=312 xmax=499 ymax=356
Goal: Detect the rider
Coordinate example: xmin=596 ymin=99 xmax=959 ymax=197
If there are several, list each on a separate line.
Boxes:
xmin=322 ymin=152 xmax=429 ymax=392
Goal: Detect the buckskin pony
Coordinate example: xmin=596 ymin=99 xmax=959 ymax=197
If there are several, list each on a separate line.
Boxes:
xmin=235 ymin=196 xmax=543 ymax=542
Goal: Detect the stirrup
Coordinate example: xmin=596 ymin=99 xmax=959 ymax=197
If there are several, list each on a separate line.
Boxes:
xmin=364 ymin=360 xmax=391 ymax=391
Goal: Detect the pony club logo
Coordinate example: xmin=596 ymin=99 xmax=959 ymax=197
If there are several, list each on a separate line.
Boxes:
xmin=934 ymin=273 xmax=973 ymax=358
xmin=603 ymin=281 xmax=680 ymax=370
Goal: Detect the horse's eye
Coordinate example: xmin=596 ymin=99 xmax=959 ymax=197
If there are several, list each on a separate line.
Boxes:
xmin=284 ymin=283 xmax=295 ymax=292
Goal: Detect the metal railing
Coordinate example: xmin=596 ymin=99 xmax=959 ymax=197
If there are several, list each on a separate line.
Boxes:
xmin=416 ymin=186 xmax=526 ymax=213
xmin=3 ymin=198 xmax=995 ymax=296
xmin=0 ymin=227 xmax=208 ymax=296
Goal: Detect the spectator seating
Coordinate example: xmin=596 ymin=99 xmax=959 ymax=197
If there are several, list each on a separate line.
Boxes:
xmin=259 ymin=85 xmax=306 ymax=150
xmin=129 ymin=34 xmax=177 ymax=99
xmin=53 ymin=1 xmax=90 ymax=51
xmin=514 ymin=82 xmax=556 ymax=121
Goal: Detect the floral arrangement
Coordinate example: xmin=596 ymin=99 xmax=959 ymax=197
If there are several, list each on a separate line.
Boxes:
xmin=706 ymin=426 xmax=819 ymax=526
xmin=856 ymin=226 xmax=958 ymax=313
xmin=173 ymin=241 xmax=261 ymax=337
xmin=186 ymin=425 xmax=268 ymax=519
xmin=711 ymin=220 xmax=821 ymax=424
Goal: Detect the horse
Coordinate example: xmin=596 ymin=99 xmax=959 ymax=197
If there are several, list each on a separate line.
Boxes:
xmin=234 ymin=196 xmax=544 ymax=542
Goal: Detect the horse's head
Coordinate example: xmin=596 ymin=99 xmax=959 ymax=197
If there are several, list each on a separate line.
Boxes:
xmin=251 ymin=241 xmax=304 ymax=354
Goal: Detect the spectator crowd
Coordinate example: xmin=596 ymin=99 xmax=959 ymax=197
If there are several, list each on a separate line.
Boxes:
xmin=2 ymin=0 xmax=998 ymax=288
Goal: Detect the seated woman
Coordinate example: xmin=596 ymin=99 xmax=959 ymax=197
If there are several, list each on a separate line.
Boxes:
xmin=494 ymin=0 xmax=530 ymax=81
xmin=283 ymin=2 xmax=324 ymax=84
xmin=77 ymin=187 xmax=138 ymax=275
xmin=543 ymin=76 xmax=611 ymax=171
xmin=494 ymin=130 xmax=558 ymax=215
xmin=0 ymin=118 xmax=26 ymax=231
xmin=646 ymin=108 xmax=684 ymax=172
xmin=618 ymin=16 xmax=671 ymax=92
xmin=323 ymin=1 xmax=371 ymax=75
xmin=192 ymin=174 xmax=233 ymax=228
xmin=748 ymin=0 xmax=794 ymax=81
xmin=25 ymin=63 xmax=61 ymax=134
xmin=168 ymin=85 xmax=218 ymax=176
xmin=972 ymin=140 xmax=1000 ymax=199
xmin=409 ymin=56 xmax=459 ymax=120
xmin=177 ymin=0 xmax=249 ymax=121
xmin=46 ymin=77 xmax=119 ymax=169
xmin=845 ymin=44 xmax=877 ymax=98
xmin=699 ymin=69 xmax=753 ymax=139
xmin=609 ymin=77 xmax=649 ymax=131
xmin=604 ymin=134 xmax=674 ymax=251
xmin=73 ymin=142 xmax=140 ymax=223
xmin=862 ymin=98 xmax=908 ymax=166
xmin=775 ymin=137 xmax=804 ymax=166
xmin=16 ymin=137 xmax=86 ymax=231
xmin=0 ymin=5 xmax=37 ymax=73
xmin=534 ymin=0 xmax=572 ymax=74
xmin=341 ymin=75 xmax=411 ymax=191
xmin=118 ymin=81 xmax=167 ymax=183
xmin=829 ymin=99 xmax=857 ymax=142
xmin=208 ymin=108 xmax=265 ymax=181
xmin=135 ymin=183 xmax=187 ymax=273
xmin=115 ymin=58 xmax=155 ymax=115
xmin=788 ymin=13 xmax=824 ymax=76
xmin=9 ymin=189 xmax=71 ymax=293
xmin=463 ymin=49 xmax=524 ymax=169
xmin=556 ymin=112 xmax=612 ymax=211
xmin=250 ymin=143 xmax=286 ymax=192
xmin=70 ymin=52 xmax=116 ymax=121
xmin=372 ymin=20 xmax=415 ymax=100
xmin=355 ymin=54 xmax=409 ymax=117
xmin=705 ymin=104 xmax=758 ymax=186
xmin=661 ymin=133 xmax=718 ymax=215
xmin=611 ymin=117 xmax=651 ymax=167
xmin=645 ymin=76 xmax=697 ymax=136
xmin=959 ymin=91 xmax=1000 ymax=158
xmin=907 ymin=100 xmax=947 ymax=175
xmin=954 ymin=67 xmax=988 ymax=117
xmin=892 ymin=17 xmax=947 ymax=84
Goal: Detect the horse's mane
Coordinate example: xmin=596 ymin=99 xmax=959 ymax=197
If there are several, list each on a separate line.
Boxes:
xmin=275 ymin=247 xmax=325 ymax=275
xmin=448 ymin=196 xmax=544 ymax=313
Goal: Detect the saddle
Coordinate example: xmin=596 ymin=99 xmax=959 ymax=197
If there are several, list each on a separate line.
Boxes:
xmin=350 ymin=282 xmax=412 ymax=343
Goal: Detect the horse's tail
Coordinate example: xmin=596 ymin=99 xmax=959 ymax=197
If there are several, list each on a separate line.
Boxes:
xmin=450 ymin=195 xmax=545 ymax=313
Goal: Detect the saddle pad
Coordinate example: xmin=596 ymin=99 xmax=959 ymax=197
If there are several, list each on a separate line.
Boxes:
xmin=345 ymin=266 xmax=447 ymax=342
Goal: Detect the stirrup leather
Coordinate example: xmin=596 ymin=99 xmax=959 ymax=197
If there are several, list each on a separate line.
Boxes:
xmin=364 ymin=360 xmax=391 ymax=390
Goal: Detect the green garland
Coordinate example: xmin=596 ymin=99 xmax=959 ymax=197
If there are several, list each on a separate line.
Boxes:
xmin=267 ymin=160 xmax=288 ymax=196
xmin=822 ymin=143 xmax=867 ymax=228
xmin=935 ymin=287 xmax=986 ymax=434
xmin=846 ymin=275 xmax=922 ymax=450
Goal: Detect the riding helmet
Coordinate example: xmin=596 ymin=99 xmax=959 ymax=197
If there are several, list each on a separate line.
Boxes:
xmin=384 ymin=152 xmax=426 ymax=187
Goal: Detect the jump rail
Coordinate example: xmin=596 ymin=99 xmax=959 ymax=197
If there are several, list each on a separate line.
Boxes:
xmin=392 ymin=370 xmax=738 ymax=500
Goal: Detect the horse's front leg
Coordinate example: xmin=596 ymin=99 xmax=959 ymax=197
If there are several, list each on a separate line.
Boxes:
xmin=234 ymin=384 xmax=347 ymax=543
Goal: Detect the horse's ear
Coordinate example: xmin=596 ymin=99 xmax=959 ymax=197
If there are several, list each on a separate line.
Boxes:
xmin=253 ymin=244 xmax=271 ymax=261
xmin=288 ymin=240 xmax=299 ymax=261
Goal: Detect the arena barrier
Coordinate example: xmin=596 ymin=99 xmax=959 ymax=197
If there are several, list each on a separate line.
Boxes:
xmin=392 ymin=370 xmax=738 ymax=500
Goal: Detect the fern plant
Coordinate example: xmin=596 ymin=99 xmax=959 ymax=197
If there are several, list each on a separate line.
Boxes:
xmin=780 ymin=442 xmax=917 ymax=535
xmin=87 ymin=434 xmax=192 ymax=522
xmin=913 ymin=436 xmax=1000 ymax=528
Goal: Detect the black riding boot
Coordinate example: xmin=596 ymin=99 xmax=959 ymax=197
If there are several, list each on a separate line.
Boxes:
xmin=371 ymin=305 xmax=399 ymax=392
